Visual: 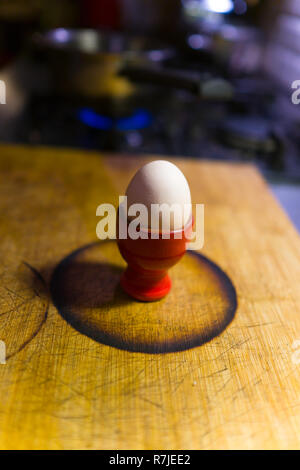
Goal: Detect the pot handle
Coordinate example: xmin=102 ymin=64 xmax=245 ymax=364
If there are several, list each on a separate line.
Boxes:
xmin=119 ymin=62 xmax=234 ymax=100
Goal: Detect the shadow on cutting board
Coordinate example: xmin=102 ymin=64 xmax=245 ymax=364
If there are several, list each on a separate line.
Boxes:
xmin=49 ymin=241 xmax=238 ymax=354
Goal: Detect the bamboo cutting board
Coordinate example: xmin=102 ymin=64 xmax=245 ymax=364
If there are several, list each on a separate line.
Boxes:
xmin=0 ymin=143 xmax=300 ymax=450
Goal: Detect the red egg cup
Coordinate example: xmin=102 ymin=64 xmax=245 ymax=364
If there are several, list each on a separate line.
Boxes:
xmin=117 ymin=215 xmax=194 ymax=302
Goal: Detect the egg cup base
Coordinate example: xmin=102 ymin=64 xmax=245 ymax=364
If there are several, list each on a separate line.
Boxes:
xmin=120 ymin=267 xmax=172 ymax=302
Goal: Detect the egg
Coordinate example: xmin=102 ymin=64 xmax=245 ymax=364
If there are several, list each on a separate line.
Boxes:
xmin=125 ymin=160 xmax=192 ymax=231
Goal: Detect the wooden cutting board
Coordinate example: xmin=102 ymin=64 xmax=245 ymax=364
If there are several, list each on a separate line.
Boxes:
xmin=0 ymin=143 xmax=300 ymax=450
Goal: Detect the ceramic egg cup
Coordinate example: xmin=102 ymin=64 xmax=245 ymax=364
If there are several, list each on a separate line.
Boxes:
xmin=117 ymin=216 xmax=194 ymax=302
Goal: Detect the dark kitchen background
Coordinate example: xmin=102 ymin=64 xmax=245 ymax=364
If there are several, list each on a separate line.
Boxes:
xmin=0 ymin=0 xmax=299 ymax=229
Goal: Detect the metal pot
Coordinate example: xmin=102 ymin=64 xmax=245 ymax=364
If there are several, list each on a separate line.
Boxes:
xmin=32 ymin=29 xmax=233 ymax=101
xmin=33 ymin=29 xmax=175 ymax=98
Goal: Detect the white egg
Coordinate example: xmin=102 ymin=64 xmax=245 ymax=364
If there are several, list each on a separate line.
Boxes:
xmin=125 ymin=160 xmax=192 ymax=231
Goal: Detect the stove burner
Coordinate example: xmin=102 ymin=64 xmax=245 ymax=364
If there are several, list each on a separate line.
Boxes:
xmin=78 ymin=109 xmax=113 ymax=130
xmin=77 ymin=108 xmax=153 ymax=132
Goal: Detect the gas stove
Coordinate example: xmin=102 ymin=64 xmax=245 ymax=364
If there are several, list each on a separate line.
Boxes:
xmin=13 ymin=74 xmax=300 ymax=183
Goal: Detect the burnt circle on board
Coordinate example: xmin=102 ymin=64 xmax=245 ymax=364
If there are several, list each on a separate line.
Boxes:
xmin=50 ymin=241 xmax=237 ymax=354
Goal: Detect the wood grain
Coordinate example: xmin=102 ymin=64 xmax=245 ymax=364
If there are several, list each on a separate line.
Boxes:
xmin=0 ymin=144 xmax=300 ymax=449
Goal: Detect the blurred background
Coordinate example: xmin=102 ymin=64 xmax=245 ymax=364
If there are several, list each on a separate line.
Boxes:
xmin=0 ymin=0 xmax=300 ymax=229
